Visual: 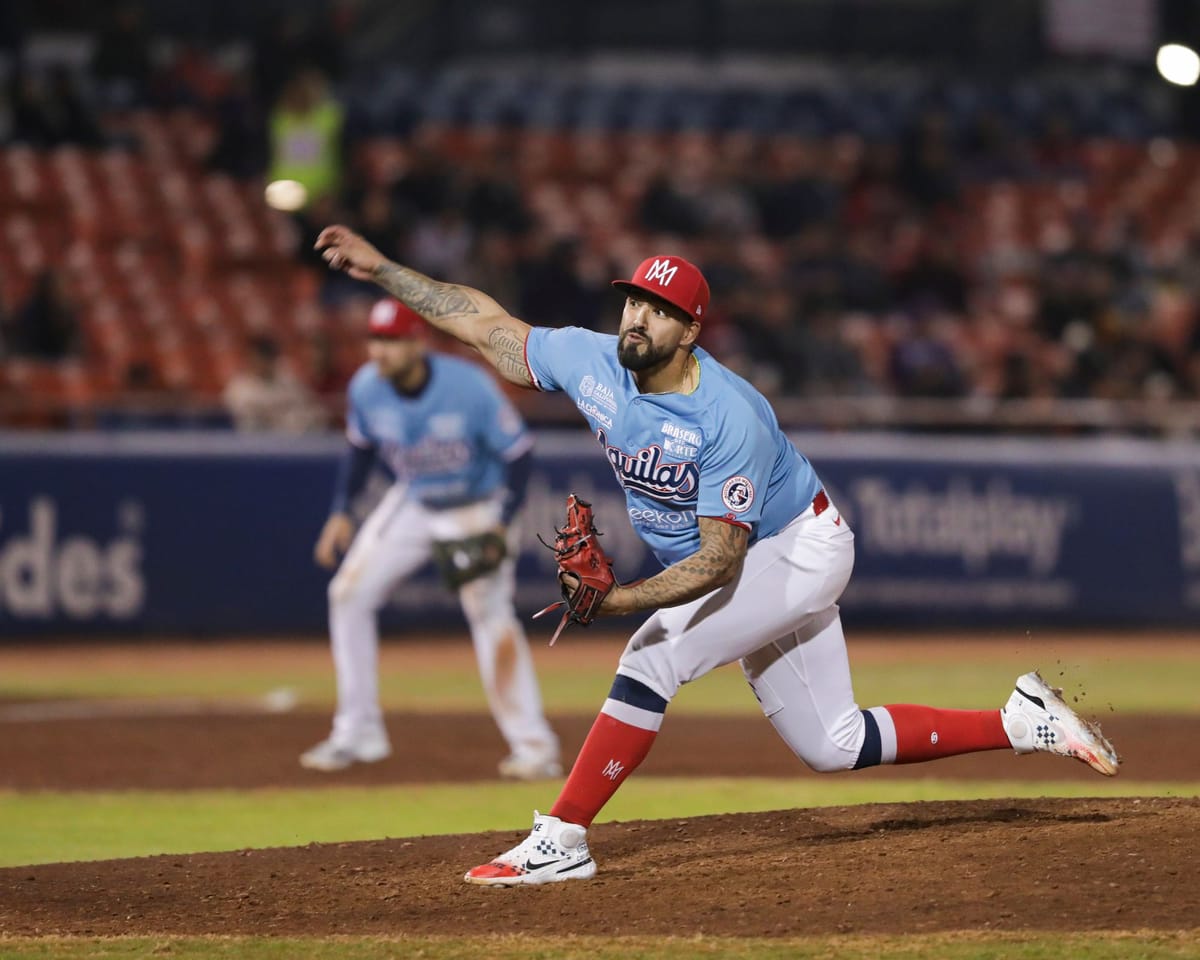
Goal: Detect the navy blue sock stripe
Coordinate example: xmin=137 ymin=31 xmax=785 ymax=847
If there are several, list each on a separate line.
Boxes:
xmin=853 ymin=709 xmax=882 ymax=769
xmin=608 ymin=674 xmax=668 ymax=714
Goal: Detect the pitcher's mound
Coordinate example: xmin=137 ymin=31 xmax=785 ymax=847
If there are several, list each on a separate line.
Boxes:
xmin=1 ymin=797 xmax=1195 ymax=937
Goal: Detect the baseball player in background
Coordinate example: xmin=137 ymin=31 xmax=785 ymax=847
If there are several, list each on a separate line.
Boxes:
xmin=315 ymin=226 xmax=1120 ymax=884
xmin=301 ymin=298 xmax=562 ymax=780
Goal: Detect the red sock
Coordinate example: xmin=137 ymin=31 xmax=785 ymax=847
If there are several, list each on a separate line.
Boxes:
xmin=884 ymin=704 xmax=1010 ymax=764
xmin=550 ymin=712 xmax=657 ymax=827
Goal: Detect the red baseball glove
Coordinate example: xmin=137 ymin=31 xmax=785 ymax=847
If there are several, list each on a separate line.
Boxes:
xmin=533 ymin=494 xmax=618 ymax=645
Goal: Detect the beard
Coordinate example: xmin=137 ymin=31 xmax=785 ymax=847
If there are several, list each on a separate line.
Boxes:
xmin=617 ymin=332 xmax=673 ymax=371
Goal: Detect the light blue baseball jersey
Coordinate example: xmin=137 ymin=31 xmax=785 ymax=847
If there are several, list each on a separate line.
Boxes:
xmin=346 ymin=353 xmax=532 ymax=508
xmin=525 ymin=327 xmax=822 ymax=567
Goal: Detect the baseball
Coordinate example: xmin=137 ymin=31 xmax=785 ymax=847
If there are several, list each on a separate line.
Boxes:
xmin=264 ymin=179 xmax=308 ymax=212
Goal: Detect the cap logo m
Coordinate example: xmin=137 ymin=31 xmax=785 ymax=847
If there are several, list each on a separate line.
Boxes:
xmin=644 ymin=259 xmax=677 ymax=286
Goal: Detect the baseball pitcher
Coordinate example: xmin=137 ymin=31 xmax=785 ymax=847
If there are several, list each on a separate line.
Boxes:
xmin=301 ymin=298 xmax=561 ymax=781
xmin=315 ymin=227 xmax=1119 ymax=885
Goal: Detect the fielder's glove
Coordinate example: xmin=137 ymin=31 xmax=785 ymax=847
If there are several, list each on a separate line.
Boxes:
xmin=431 ymin=530 xmax=508 ymax=590
xmin=533 ymin=494 xmax=619 ymax=645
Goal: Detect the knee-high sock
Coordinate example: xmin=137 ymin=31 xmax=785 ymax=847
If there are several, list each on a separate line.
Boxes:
xmin=550 ymin=674 xmax=666 ymax=827
xmin=857 ymin=704 xmax=1010 ymax=767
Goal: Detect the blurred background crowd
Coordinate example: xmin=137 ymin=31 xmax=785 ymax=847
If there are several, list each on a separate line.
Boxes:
xmin=5 ymin=0 xmax=1200 ymax=434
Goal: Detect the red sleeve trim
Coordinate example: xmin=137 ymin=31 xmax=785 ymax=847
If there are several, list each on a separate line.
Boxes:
xmin=522 ymin=332 xmax=543 ymax=391
xmin=703 ymin=514 xmax=752 ymax=532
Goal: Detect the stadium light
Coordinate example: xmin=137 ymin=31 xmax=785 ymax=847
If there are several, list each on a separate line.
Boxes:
xmin=1156 ymin=43 xmax=1200 ymax=86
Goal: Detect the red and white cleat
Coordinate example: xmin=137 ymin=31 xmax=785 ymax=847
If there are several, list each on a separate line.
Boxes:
xmin=464 ymin=811 xmax=597 ymax=886
xmin=1002 ymin=670 xmax=1120 ymax=776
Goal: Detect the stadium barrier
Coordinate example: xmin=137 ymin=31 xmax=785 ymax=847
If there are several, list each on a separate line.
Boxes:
xmin=1 ymin=431 xmax=1196 ymax=636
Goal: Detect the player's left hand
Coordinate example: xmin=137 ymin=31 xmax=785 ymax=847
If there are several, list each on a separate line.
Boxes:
xmin=559 ymin=572 xmax=632 ymax=617
xmin=314 ymin=513 xmax=355 ymax=569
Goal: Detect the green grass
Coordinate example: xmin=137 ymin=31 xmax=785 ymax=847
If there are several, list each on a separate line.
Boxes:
xmin=2 ymin=641 xmax=1197 ymax=956
xmin=0 ymin=932 xmax=1196 ymax=959
xmin=2 ymin=647 xmax=1195 ymax=715
xmin=1 ymin=778 xmax=1194 ymax=869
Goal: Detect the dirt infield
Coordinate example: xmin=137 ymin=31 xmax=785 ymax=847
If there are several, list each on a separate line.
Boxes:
xmin=1 ymin=797 xmax=1195 ymax=937
xmin=0 ymin=710 xmax=1197 ymax=790
xmin=2 ymin=636 xmax=1197 ymax=940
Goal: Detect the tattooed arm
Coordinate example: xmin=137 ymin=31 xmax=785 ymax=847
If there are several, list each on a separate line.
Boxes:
xmin=600 ymin=517 xmax=749 ymax=616
xmin=314 ymin=224 xmax=535 ymax=387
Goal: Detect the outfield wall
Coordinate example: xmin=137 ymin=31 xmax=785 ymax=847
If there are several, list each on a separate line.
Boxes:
xmin=0 ymin=431 xmax=1195 ymax=636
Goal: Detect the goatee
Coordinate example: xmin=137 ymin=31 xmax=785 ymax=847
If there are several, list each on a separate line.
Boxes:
xmin=617 ymin=335 xmax=671 ymax=371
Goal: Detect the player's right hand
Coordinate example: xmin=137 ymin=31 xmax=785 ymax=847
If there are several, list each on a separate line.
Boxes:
xmin=314 ymin=513 xmax=355 ymax=569
xmin=314 ymin=225 xmax=386 ymax=281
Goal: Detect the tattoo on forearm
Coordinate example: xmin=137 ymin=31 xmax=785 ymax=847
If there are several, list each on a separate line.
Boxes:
xmin=488 ymin=326 xmax=534 ymax=387
xmin=373 ymin=263 xmax=480 ymax=320
xmin=373 ymin=262 xmax=532 ymax=385
xmin=626 ymin=519 xmax=747 ymax=611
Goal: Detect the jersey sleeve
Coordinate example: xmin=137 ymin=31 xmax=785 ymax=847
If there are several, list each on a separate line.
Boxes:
xmin=695 ymin=412 xmax=772 ymax=531
xmin=524 ymin=326 xmax=596 ymax=393
xmin=344 ymin=374 xmax=374 ymax=449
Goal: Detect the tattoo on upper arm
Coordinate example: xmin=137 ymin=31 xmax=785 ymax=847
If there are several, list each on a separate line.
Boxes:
xmin=488 ymin=326 xmax=533 ymax=387
xmin=374 ymin=264 xmax=480 ymax=318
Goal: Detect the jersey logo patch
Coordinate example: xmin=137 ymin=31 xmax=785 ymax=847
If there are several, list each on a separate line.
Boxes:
xmin=576 ymin=397 xmax=614 ymax=429
xmin=660 ymin=420 xmax=701 ymax=458
xmin=579 ymin=375 xmax=617 ymax=411
xmin=597 ymin=429 xmax=699 ymax=509
xmin=721 ymin=476 xmax=755 ymax=514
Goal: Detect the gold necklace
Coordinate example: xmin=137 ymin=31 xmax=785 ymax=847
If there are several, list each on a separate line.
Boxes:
xmin=682 ymin=354 xmax=700 ymax=395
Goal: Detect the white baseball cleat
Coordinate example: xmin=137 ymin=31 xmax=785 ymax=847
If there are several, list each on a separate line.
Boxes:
xmin=1002 ymin=671 xmax=1120 ymax=776
xmin=299 ymin=732 xmax=392 ymax=771
xmin=497 ymin=753 xmax=564 ymax=781
xmin=464 ymin=811 xmax=597 ymax=886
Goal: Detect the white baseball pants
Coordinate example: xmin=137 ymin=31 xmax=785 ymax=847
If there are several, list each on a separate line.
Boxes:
xmin=615 ymin=494 xmax=869 ymax=772
xmin=326 ymin=485 xmax=559 ymax=764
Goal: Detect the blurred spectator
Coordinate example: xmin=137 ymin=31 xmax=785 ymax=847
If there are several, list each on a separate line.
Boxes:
xmin=222 ymin=335 xmax=327 ymax=432
xmin=639 ymin=172 xmax=705 ymax=236
xmin=1035 ymin=113 xmax=1087 ymax=180
xmin=254 ymin=12 xmax=317 ymax=107
xmin=10 ymin=67 xmax=103 ymax=147
xmin=894 ymin=231 xmax=968 ymax=313
xmin=1 ymin=269 xmax=83 ymax=360
xmin=391 ymin=136 xmax=456 ymax=220
xmin=353 ymin=184 xmax=401 ymax=251
xmin=303 ymin=328 xmax=345 ymax=396
xmin=898 ymin=112 xmax=960 ymax=210
xmin=962 ymin=110 xmax=1032 ymax=182
xmin=254 ymin=7 xmax=350 ymax=107
xmin=91 ymin=1 xmax=152 ymax=109
xmin=406 ymin=207 xmax=472 ymax=280
xmin=206 ymin=65 xmax=268 ymax=178
xmin=268 ymin=68 xmax=345 ymax=207
xmin=755 ymin=138 xmax=838 ymax=239
xmin=518 ymin=237 xmax=606 ymax=330
xmin=889 ymin=312 xmax=966 ymax=398
xmin=463 ymin=149 xmax=530 ymax=235
xmin=731 ymin=284 xmax=810 ymax=394
xmin=8 ymin=40 xmax=1200 ymax=433
xmin=460 ymin=229 xmax=524 ymax=315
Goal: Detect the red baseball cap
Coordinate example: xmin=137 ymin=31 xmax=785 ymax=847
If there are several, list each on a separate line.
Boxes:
xmin=368 ymin=298 xmax=426 ymax=339
xmin=611 ymin=255 xmax=710 ymax=323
